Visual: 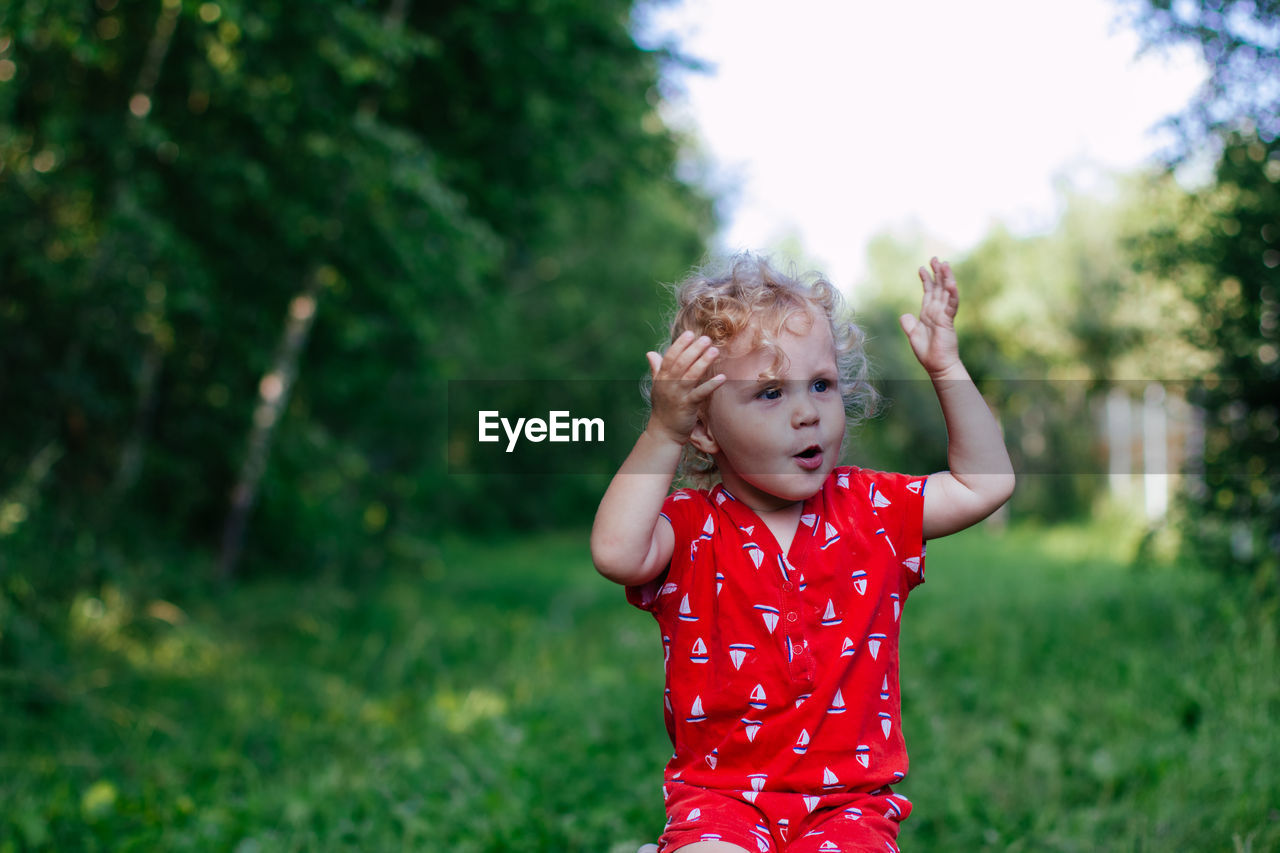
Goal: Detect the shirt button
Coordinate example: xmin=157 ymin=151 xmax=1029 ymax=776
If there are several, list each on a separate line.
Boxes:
xmin=792 ymin=644 xmax=804 ymax=657
xmin=782 ymin=581 xmax=794 ymax=592
xmin=786 ymin=611 xmax=799 ymax=623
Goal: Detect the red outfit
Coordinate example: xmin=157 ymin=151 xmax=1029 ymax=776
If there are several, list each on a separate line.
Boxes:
xmin=627 ymin=466 xmax=926 ymax=852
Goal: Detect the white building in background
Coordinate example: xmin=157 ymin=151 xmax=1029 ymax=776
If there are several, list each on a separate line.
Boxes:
xmin=1102 ymin=383 xmax=1202 ymax=521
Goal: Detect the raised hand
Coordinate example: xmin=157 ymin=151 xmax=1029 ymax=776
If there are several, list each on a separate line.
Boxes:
xmin=899 ymin=257 xmax=961 ymax=378
xmin=645 ymin=330 xmax=725 ymax=445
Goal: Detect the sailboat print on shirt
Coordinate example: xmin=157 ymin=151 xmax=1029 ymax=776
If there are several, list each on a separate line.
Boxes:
xmin=793 ymin=729 xmax=810 ymax=755
xmin=837 ymin=471 xmax=850 ymax=489
xmin=740 ymin=717 xmax=762 ymax=742
xmin=867 ymin=633 xmax=887 ymax=660
xmin=855 ymin=744 xmax=870 ymax=768
xmin=902 ymin=555 xmax=921 ymax=574
xmin=800 ymin=512 xmax=818 ymax=532
xmin=699 ymin=515 xmax=715 ymax=539
xmin=907 ymin=479 xmax=924 ymax=494
xmin=880 ymin=675 xmax=890 ymax=701
xmin=879 ymin=711 xmax=893 ymax=739
xmin=868 ymin=482 xmax=891 ymax=508
xmin=689 ymin=637 xmax=709 ymax=664
xmin=819 ymin=522 xmax=841 ymax=550
xmin=686 ymin=696 xmax=708 ymax=723
xmin=748 ymin=684 xmax=768 ymax=709
xmin=841 ymin=637 xmax=855 ymax=657
xmin=827 ymin=689 xmax=846 ymax=714
xmin=821 ymin=599 xmax=841 ymax=626
xmin=678 ymin=594 xmax=698 ymax=622
xmin=729 ymin=643 xmax=754 ymax=669
xmin=850 ymin=569 xmax=868 ymax=595
xmin=742 ymin=542 xmax=765 ymax=569
xmin=822 ymin=767 xmax=841 ymax=790
xmin=754 ymin=604 xmax=780 ymax=634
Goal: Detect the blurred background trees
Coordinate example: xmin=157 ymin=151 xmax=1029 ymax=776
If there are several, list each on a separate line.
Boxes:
xmin=0 ymin=0 xmax=1275 ymax=600
xmin=1 ymin=0 xmax=711 ymax=589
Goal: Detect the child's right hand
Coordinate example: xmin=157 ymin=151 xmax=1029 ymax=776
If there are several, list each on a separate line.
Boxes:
xmin=645 ymin=331 xmax=725 ymax=446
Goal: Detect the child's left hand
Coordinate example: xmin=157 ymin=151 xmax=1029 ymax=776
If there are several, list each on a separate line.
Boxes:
xmin=899 ymin=257 xmax=961 ymax=378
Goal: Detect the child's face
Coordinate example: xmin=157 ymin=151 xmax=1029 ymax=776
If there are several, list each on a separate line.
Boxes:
xmin=692 ymin=310 xmax=846 ymax=513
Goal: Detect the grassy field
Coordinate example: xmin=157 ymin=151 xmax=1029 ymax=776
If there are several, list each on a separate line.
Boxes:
xmin=2 ymin=519 xmax=1277 ymax=851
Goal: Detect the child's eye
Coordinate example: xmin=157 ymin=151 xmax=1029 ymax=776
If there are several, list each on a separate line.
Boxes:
xmin=812 ymin=379 xmax=831 ymax=393
xmin=757 ymin=386 xmax=782 ymax=400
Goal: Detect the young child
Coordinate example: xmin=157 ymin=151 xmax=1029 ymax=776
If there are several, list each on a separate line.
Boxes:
xmin=591 ymin=254 xmax=1014 ymax=853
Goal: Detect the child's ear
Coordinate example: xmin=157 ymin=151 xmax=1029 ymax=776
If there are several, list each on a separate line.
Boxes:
xmin=689 ymin=416 xmax=719 ymax=455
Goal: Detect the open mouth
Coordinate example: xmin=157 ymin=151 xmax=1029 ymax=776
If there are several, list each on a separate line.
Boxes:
xmin=794 ymin=445 xmax=823 ymax=470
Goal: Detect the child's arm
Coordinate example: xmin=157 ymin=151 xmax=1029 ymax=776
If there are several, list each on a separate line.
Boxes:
xmin=900 ymin=258 xmax=1016 ymax=540
xmin=590 ymin=332 xmax=725 ymax=586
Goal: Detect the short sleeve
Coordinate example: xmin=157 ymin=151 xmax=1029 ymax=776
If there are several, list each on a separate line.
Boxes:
xmin=859 ymin=469 xmax=928 ymax=592
xmin=625 ymin=488 xmax=707 ymax=611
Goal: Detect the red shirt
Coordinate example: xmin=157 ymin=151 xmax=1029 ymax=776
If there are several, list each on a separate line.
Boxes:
xmin=628 ymin=466 xmax=926 ymax=798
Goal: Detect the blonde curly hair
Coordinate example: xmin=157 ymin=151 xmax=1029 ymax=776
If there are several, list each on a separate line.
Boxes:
xmin=650 ymin=252 xmax=878 ymax=485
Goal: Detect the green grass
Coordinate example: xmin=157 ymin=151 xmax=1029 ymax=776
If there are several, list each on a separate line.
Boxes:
xmin=2 ymin=521 xmax=1277 ymax=851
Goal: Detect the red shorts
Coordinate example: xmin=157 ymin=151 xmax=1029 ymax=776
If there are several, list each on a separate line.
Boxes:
xmin=659 ymin=783 xmax=910 ymax=853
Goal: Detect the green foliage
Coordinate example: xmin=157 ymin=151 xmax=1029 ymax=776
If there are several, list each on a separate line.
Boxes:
xmin=1133 ymin=132 xmax=1280 ymax=583
xmin=1120 ymin=0 xmax=1280 ymax=584
xmin=3 ymin=523 xmax=1277 ymax=850
xmin=0 ymin=0 xmax=713 ymax=584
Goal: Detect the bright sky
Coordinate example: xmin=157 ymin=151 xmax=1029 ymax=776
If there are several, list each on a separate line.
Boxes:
xmin=638 ymin=0 xmax=1207 ymax=291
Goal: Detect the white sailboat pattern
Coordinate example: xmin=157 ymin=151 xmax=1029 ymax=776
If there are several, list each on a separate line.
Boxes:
xmin=880 ymin=675 xmax=890 ymax=701
xmin=885 ymin=798 xmax=903 ymax=820
xmin=687 ymin=807 xmax=702 ymax=821
xmin=748 ymin=773 xmax=768 ymax=792
xmin=822 ymin=766 xmax=841 ymax=790
xmin=705 ymin=748 xmax=718 ymax=769
xmin=841 ymin=637 xmax=855 ymax=657
xmin=689 ymin=637 xmax=709 ymax=664
xmin=867 ymin=632 xmax=887 ymax=660
xmin=879 ymin=711 xmax=893 ymax=739
xmin=777 ymin=818 xmax=790 ymax=842
xmin=728 ymin=643 xmax=754 ymax=669
xmin=716 ymin=572 xmax=724 ymax=595
xmin=740 ymin=717 xmax=762 ymax=742
xmin=804 ymin=795 xmax=820 ymax=813
xmin=775 ymin=554 xmax=791 ymax=583
xmin=850 ymin=569 xmax=868 ymax=595
xmin=792 ymin=728 xmax=810 ymax=754
xmin=837 ymin=471 xmax=850 ymax=489
xmin=892 ymin=592 xmax=901 ymax=621
xmin=715 ymin=489 xmax=729 ymax=506
xmin=819 ymin=522 xmax=841 ymax=550
xmin=821 ymin=599 xmax=841 ymax=626
xmin=855 ymin=744 xmax=870 ymax=768
xmin=800 ymin=512 xmax=818 ymax=531
xmin=818 ymin=841 xmax=839 ymax=853
xmin=827 ymin=688 xmax=846 ymax=714
xmin=754 ymin=604 xmax=780 ymax=633
xmin=843 ymin=806 xmax=863 ymax=820
xmin=750 ymin=828 xmax=771 ymax=852
xmin=671 ymin=491 xmax=692 ymax=502
xmin=906 ymin=479 xmax=924 ymax=494
xmin=868 ymin=482 xmax=891 ymax=508
xmin=659 ymin=582 xmax=679 ymax=597
xmin=677 ymin=594 xmax=698 ymax=622
xmin=795 ymin=692 xmax=811 ymax=708
xmin=748 ymin=683 xmax=768 ymax=709
xmin=902 ymin=555 xmax=921 ymax=574
xmin=742 ymin=542 xmax=765 ymax=569
xmin=686 ymin=695 xmax=708 ymax=723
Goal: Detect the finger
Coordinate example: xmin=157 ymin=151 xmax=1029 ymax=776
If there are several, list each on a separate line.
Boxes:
xmin=646 ymin=351 xmax=662 ymax=378
xmin=684 ymin=343 xmax=720 ymax=380
xmin=663 ymin=333 xmax=709 ymax=377
xmin=691 ymin=373 xmax=726 ymax=400
xmin=899 ymin=313 xmax=918 ymax=337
